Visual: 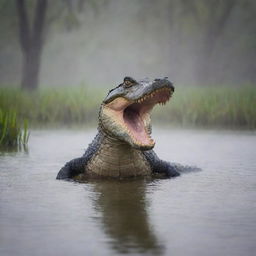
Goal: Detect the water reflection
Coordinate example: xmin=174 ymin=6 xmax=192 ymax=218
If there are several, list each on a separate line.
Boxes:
xmin=90 ymin=179 xmax=164 ymax=254
xmin=0 ymin=144 xmax=28 ymax=155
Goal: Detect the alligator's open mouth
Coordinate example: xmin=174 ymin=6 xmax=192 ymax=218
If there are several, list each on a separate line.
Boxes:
xmin=103 ymin=87 xmax=173 ymax=149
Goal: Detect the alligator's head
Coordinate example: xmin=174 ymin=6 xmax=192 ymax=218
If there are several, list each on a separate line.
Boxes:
xmin=99 ymin=77 xmax=174 ymax=150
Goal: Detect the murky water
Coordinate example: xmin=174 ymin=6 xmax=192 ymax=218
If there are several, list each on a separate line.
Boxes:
xmin=0 ymin=128 xmax=256 ymax=256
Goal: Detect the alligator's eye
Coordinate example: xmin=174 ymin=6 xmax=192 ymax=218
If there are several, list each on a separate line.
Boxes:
xmin=124 ymin=80 xmax=133 ymax=87
xmin=123 ymin=77 xmax=136 ymax=88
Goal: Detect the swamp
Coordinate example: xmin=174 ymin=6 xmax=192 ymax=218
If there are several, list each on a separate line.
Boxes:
xmin=1 ymin=1 xmax=256 ymax=256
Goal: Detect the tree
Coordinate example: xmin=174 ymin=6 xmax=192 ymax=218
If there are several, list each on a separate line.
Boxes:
xmin=15 ymin=0 xmax=105 ymax=90
xmin=180 ymin=0 xmax=237 ymax=84
xmin=16 ymin=0 xmax=48 ymax=90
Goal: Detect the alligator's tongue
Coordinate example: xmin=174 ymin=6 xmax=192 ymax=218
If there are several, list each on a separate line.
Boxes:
xmin=123 ymin=108 xmax=151 ymax=145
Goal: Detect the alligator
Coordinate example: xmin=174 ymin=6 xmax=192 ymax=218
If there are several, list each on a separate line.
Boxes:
xmin=57 ymin=76 xmax=182 ymax=180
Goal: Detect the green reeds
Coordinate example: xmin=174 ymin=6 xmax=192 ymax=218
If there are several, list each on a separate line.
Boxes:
xmin=0 ymin=109 xmax=29 ymax=148
xmin=0 ymin=85 xmax=255 ymax=129
xmin=153 ymin=85 xmax=256 ymax=128
xmin=0 ymin=86 xmax=104 ymax=127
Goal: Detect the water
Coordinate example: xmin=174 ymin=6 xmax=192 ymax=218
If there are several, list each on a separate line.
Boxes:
xmin=0 ymin=128 xmax=256 ymax=256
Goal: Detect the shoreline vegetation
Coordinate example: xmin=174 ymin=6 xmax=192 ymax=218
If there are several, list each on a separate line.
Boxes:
xmin=0 ymin=85 xmax=255 ymax=130
xmin=0 ymin=109 xmax=29 ymax=148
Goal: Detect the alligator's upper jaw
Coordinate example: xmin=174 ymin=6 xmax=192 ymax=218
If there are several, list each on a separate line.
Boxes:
xmin=103 ymin=86 xmax=173 ymax=150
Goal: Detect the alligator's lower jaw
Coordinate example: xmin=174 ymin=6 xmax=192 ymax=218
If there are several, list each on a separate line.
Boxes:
xmin=103 ymin=88 xmax=172 ymax=149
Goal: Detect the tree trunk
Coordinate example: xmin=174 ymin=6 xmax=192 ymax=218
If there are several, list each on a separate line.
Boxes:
xmin=190 ymin=0 xmax=236 ymax=84
xmin=16 ymin=0 xmax=47 ymax=90
xmin=21 ymin=45 xmax=41 ymax=89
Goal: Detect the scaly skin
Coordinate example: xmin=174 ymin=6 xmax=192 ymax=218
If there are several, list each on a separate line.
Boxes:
xmin=57 ymin=77 xmax=180 ymax=180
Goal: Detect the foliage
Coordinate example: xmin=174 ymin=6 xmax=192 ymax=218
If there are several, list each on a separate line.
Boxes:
xmin=153 ymin=85 xmax=256 ymax=129
xmin=0 ymin=86 xmax=105 ymax=126
xmin=0 ymin=109 xmax=29 ymax=148
xmin=0 ymin=86 xmax=255 ymax=129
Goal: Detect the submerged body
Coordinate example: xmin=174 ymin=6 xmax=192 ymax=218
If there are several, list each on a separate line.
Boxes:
xmin=57 ymin=77 xmax=181 ymax=180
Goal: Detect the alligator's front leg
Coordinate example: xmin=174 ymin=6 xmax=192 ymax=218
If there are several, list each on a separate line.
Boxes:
xmin=143 ymin=150 xmax=180 ymax=178
xmin=57 ymin=133 xmax=103 ymax=180
xmin=56 ymin=157 xmax=87 ymax=180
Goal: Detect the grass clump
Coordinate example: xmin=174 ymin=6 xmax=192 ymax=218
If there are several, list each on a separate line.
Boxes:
xmin=0 ymin=86 xmax=105 ymax=127
xmin=153 ymin=85 xmax=256 ymax=129
xmin=0 ymin=109 xmax=29 ymax=148
xmin=0 ymin=85 xmax=255 ymax=129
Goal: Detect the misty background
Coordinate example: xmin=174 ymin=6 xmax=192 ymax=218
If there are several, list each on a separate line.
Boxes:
xmin=1 ymin=0 xmax=256 ymax=88
xmin=1 ymin=3 xmax=256 ymax=255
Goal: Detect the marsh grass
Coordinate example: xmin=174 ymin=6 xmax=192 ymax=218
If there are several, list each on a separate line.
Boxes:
xmin=0 ymin=109 xmax=29 ymax=148
xmin=0 ymin=86 xmax=105 ymax=127
xmin=152 ymin=85 xmax=256 ymax=129
xmin=0 ymin=85 xmax=255 ymax=129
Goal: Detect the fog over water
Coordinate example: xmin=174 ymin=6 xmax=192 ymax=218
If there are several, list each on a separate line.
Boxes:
xmin=0 ymin=0 xmax=255 ymax=87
